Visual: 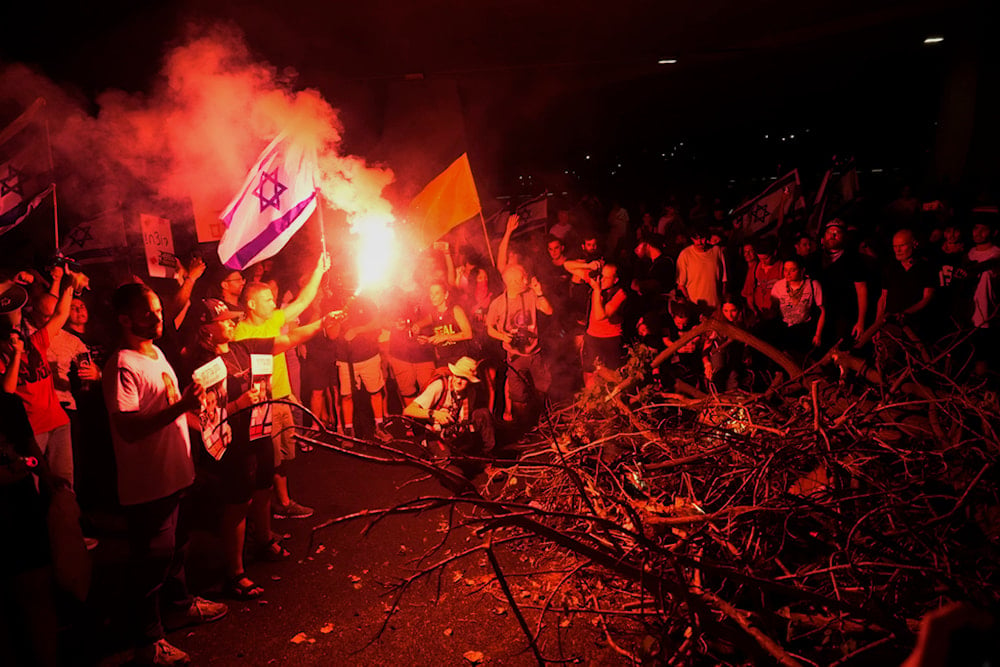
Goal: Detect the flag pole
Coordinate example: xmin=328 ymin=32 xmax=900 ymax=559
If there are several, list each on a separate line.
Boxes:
xmin=43 ymin=110 xmax=60 ymax=254
xmin=315 ymin=188 xmax=327 ymax=257
xmin=478 ymin=210 xmax=496 ymax=267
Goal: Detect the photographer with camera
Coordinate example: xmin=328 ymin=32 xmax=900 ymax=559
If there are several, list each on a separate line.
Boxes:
xmin=404 ymin=356 xmax=495 ymax=460
xmin=486 ymin=264 xmax=553 ymax=422
xmin=582 ymin=263 xmax=627 ymax=388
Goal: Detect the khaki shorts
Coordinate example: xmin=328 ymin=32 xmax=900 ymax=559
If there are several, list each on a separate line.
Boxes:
xmin=336 ymin=355 xmax=385 ymax=397
xmin=271 ymin=401 xmax=296 ymax=466
xmin=388 ymin=356 xmax=435 ymax=397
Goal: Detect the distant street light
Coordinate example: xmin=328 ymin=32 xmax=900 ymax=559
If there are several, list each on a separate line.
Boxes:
xmin=923 ymin=36 xmax=944 ymax=44
xmin=657 ymin=58 xmax=678 ymax=65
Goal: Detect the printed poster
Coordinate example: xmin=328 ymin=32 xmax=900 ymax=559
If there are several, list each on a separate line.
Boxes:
xmin=192 ymin=356 xmax=230 ymax=460
xmin=249 ymin=354 xmax=273 ymax=440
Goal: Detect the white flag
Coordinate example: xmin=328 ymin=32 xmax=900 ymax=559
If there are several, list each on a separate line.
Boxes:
xmin=218 ymin=134 xmax=318 ymax=269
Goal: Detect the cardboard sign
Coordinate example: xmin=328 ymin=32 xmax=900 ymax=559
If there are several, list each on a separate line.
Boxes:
xmin=140 ymin=214 xmax=177 ymax=279
xmin=192 ymin=357 xmax=230 ymax=460
xmin=249 ymin=354 xmax=274 ymax=440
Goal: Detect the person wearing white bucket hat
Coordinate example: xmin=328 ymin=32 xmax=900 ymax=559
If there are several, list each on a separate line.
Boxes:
xmin=404 ymin=356 xmax=495 ymax=458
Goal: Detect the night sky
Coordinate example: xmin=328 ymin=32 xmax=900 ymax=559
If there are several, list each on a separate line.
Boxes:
xmin=1 ymin=0 xmax=987 ymax=200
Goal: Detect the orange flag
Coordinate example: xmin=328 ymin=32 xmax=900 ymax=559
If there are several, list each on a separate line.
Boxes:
xmin=407 ymin=153 xmax=481 ymax=247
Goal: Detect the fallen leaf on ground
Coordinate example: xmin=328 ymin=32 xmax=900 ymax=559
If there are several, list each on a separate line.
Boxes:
xmin=444 ymin=628 xmax=453 ymax=636
xmin=463 ymin=650 xmax=484 ymax=664
xmin=315 ymin=544 xmax=326 ymax=554
xmin=320 ymin=623 xmax=333 ymax=634
xmin=290 ymin=633 xmax=309 ymax=644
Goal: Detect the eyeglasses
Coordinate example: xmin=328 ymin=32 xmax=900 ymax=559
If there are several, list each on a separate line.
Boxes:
xmin=224 ymin=277 xmax=245 ymax=284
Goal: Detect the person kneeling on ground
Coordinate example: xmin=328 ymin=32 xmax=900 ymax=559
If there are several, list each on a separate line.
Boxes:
xmin=403 ymin=357 xmax=495 ymax=466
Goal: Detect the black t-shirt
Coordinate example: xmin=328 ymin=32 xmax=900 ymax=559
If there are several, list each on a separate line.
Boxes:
xmin=0 ymin=393 xmax=51 ymax=574
xmin=882 ymin=259 xmax=936 ymax=315
xmin=535 ymin=259 xmax=572 ymax=306
xmin=820 ymin=252 xmax=867 ymax=322
xmin=183 ymin=338 xmax=275 ymax=448
xmin=386 ymin=292 xmax=434 ymax=363
xmin=331 ymin=296 xmax=380 ymax=363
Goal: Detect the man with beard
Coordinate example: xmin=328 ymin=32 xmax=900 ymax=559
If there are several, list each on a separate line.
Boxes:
xmin=404 ymin=356 xmax=495 ymax=465
xmin=818 ymin=219 xmax=869 ymax=349
xmin=632 ymin=233 xmax=674 ymax=316
xmin=676 ymin=226 xmax=727 ymax=313
xmin=103 ymin=283 xmax=227 ymax=666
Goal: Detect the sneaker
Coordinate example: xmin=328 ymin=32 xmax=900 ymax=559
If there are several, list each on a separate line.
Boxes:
xmin=373 ymin=425 xmax=393 ymax=443
xmin=135 ymin=639 xmax=190 ymax=666
xmin=163 ymin=596 xmax=229 ymax=630
xmin=272 ymin=500 xmax=314 ymax=519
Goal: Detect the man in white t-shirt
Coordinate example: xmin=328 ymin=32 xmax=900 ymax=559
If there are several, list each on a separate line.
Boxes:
xmin=676 ymin=227 xmax=727 ymax=311
xmin=103 ymin=283 xmax=227 ymax=666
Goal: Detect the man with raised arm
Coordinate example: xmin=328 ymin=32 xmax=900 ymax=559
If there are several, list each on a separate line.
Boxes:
xmin=234 ymin=252 xmax=329 ymax=520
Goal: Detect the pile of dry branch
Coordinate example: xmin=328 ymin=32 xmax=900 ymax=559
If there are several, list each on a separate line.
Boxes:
xmin=305 ymin=321 xmax=1000 ymax=665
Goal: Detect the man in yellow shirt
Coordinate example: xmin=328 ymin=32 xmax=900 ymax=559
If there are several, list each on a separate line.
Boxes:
xmin=235 ymin=252 xmax=329 ymax=519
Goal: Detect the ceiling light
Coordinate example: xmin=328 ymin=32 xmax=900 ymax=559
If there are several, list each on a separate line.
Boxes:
xmin=923 ymin=36 xmax=944 ymax=44
xmin=657 ymin=58 xmax=678 ymax=65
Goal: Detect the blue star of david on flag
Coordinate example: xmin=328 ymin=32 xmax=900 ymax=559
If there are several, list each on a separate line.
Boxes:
xmin=252 ymin=168 xmax=287 ymax=212
xmin=0 ymin=165 xmax=24 ymax=198
xmin=66 ymin=224 xmax=94 ymax=248
xmin=218 ymin=134 xmax=318 ymax=269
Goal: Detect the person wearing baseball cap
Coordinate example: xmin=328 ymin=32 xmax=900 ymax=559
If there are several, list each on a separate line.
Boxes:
xmin=819 ymin=218 xmax=869 ymax=348
xmin=179 ymin=297 xmax=338 ymax=602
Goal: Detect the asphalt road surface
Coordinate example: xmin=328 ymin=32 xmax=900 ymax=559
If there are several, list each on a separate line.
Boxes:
xmin=74 ymin=433 xmax=622 ymax=666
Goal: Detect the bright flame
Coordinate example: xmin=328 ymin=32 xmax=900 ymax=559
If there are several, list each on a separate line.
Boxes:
xmin=351 ymin=214 xmax=398 ymax=294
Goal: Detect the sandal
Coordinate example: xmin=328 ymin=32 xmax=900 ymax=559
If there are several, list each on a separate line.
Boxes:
xmin=256 ymin=537 xmax=291 ymax=562
xmin=224 ymin=574 xmax=264 ymax=600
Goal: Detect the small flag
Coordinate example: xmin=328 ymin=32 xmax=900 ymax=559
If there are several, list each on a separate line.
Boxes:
xmin=731 ymin=169 xmax=805 ymax=239
xmin=407 ymin=153 xmax=481 ymax=247
xmin=512 ymin=192 xmax=549 ymax=238
xmin=218 ymin=134 xmax=318 ymax=269
xmin=0 ymin=99 xmax=54 ymax=236
xmin=191 ymin=192 xmax=227 ymax=243
xmin=808 ymin=158 xmax=859 ymax=234
xmin=60 ymin=209 xmax=128 ymax=265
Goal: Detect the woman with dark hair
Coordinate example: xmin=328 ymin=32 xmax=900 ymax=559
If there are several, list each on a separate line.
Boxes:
xmin=770 ymin=257 xmax=825 ymax=358
xmin=415 ymin=282 xmax=474 ymax=369
xmin=702 ymin=295 xmax=751 ymax=391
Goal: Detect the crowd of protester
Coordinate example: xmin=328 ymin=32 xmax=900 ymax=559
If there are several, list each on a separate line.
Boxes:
xmin=1 ymin=184 xmax=998 ymax=665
